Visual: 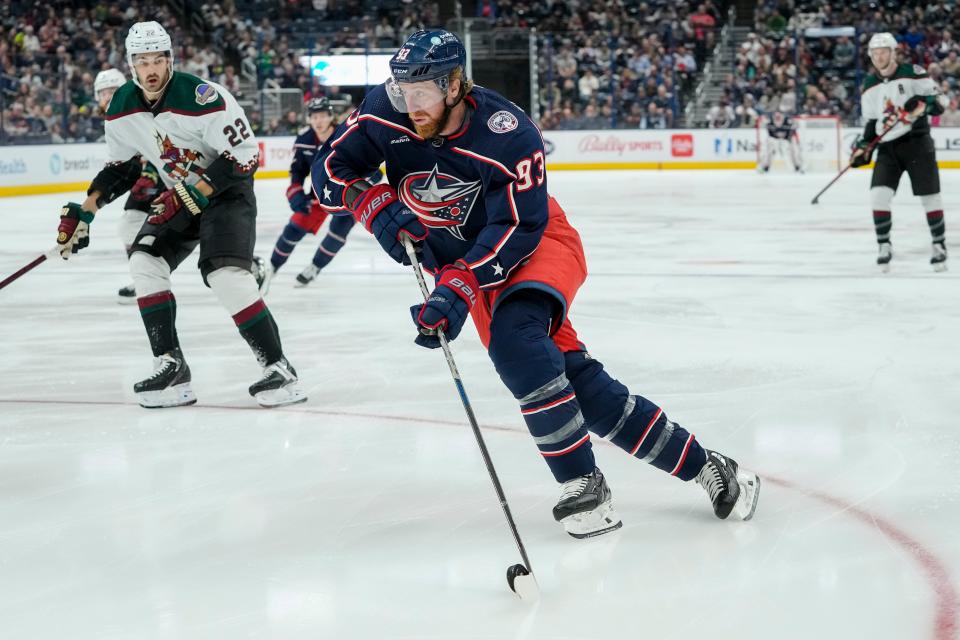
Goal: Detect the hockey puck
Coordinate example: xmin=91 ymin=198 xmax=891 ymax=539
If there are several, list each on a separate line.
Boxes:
xmin=506 ymin=563 xmax=539 ymax=601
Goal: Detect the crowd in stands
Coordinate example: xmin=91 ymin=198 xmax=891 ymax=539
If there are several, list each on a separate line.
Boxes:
xmin=707 ymin=0 xmax=960 ymax=128
xmin=528 ymin=1 xmax=724 ymax=130
xmin=7 ymin=0 xmax=960 ymax=143
xmin=0 ymin=0 xmax=436 ymax=143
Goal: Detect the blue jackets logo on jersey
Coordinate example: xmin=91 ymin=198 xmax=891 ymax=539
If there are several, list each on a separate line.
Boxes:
xmin=398 ymin=165 xmax=482 ymax=241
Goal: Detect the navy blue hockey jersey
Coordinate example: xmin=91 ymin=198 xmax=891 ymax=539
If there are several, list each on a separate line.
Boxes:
xmin=767 ymin=116 xmax=798 ymax=141
xmin=312 ymin=84 xmax=548 ymax=290
xmin=290 ymin=127 xmax=328 ymax=187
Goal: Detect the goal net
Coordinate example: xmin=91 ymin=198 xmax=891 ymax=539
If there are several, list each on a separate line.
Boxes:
xmin=756 ymin=114 xmax=842 ymax=173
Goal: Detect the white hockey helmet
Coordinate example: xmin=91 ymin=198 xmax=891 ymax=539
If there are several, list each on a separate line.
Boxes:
xmin=125 ymin=21 xmax=173 ymax=88
xmin=868 ymin=32 xmax=898 ymax=51
xmin=93 ymin=68 xmax=126 ymax=102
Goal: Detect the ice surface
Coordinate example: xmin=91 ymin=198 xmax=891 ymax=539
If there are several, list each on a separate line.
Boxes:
xmin=0 ymin=170 xmax=957 ymax=639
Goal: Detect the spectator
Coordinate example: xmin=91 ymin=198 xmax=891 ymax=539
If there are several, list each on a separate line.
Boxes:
xmin=938 ymin=98 xmax=960 ymax=126
xmin=641 ymin=102 xmax=668 ymax=129
xmin=707 ymin=99 xmax=735 ymax=128
xmin=578 ymin=68 xmax=600 ymax=102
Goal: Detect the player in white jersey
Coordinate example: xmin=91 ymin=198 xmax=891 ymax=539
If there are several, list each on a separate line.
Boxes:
xmin=758 ymin=110 xmax=803 ymax=173
xmin=93 ymin=68 xmax=163 ymax=304
xmin=55 ymin=22 xmax=306 ymax=408
xmin=850 ymin=32 xmax=948 ymax=272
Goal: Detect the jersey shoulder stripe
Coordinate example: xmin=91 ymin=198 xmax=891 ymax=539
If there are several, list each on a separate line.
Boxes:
xmin=159 ymin=72 xmax=227 ymax=116
xmin=105 ymin=82 xmax=147 ymax=120
xmin=862 ymin=73 xmax=882 ymax=92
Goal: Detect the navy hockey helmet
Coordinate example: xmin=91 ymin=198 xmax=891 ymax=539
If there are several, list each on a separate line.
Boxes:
xmin=307 ymin=97 xmax=333 ymax=114
xmin=387 ymin=29 xmax=468 ymax=113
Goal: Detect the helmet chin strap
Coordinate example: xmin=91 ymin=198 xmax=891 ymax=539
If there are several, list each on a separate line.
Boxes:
xmin=432 ymin=90 xmax=467 ymax=139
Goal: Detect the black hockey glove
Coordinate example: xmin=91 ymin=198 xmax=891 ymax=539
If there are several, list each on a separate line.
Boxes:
xmin=850 ymin=137 xmax=874 ymax=168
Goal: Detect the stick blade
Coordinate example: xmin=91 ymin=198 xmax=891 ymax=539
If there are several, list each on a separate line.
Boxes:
xmin=507 ymin=564 xmax=540 ymax=602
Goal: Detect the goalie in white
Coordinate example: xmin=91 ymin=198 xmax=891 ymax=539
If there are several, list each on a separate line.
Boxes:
xmin=758 ymin=110 xmax=803 ymax=173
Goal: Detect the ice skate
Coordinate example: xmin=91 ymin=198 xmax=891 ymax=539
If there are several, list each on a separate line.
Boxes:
xmin=931 ymin=241 xmax=947 ymax=272
xmin=877 ymin=242 xmax=892 ymax=273
xmin=552 ymin=467 xmax=622 ymax=539
xmin=134 ymin=348 xmax=196 ymax=408
xmin=696 ymin=450 xmax=760 ymax=521
xmin=117 ymin=283 xmax=136 ymax=305
xmin=249 ymin=357 xmax=306 ymax=407
xmin=295 ymin=263 xmax=321 ymax=287
xmin=253 ymin=256 xmax=273 ymax=295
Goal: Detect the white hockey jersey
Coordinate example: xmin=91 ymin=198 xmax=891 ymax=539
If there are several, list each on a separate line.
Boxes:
xmin=104 ymin=72 xmax=259 ymax=190
xmin=860 ymin=63 xmax=945 ymax=143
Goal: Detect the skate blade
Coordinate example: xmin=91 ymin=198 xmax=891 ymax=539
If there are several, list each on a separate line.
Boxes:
xmin=734 ymin=470 xmax=761 ymax=521
xmin=293 ymin=278 xmax=312 ymax=288
xmin=560 ymin=500 xmax=623 ymax=539
xmin=138 ymin=383 xmax=197 ymax=409
xmin=255 ymin=384 xmax=307 ymax=408
xmin=879 ymin=263 xmax=891 ymax=274
xmin=117 ymin=296 xmax=137 ymax=306
xmin=933 ymin=262 xmax=948 ymax=273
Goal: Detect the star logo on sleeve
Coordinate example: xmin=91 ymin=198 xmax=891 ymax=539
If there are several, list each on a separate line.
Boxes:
xmin=323 ymin=185 xmax=332 ymax=201
xmin=491 ymin=262 xmax=504 ymax=277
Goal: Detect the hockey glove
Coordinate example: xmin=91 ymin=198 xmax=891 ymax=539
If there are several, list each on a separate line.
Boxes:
xmin=850 ymin=137 xmax=874 ymax=168
xmin=56 ymin=202 xmax=95 ymax=259
xmin=148 ymin=182 xmax=209 ymax=229
xmin=904 ymin=95 xmax=932 ymax=120
xmin=351 ymin=183 xmax=428 ymax=264
xmin=286 ymin=182 xmax=310 ymax=214
xmin=130 ymin=163 xmax=162 ymax=203
xmin=410 ymin=261 xmax=479 ymax=348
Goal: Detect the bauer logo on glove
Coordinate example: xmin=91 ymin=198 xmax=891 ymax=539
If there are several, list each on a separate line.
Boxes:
xmin=148 ymin=181 xmax=209 ymax=227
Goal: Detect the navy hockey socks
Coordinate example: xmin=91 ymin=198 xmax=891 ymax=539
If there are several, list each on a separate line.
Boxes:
xmin=489 ymin=294 xmax=594 ymax=483
xmin=137 ymin=291 xmax=179 ymax=357
xmin=311 ymin=215 xmax=354 ymax=268
xmin=271 ymin=222 xmax=309 ymax=270
xmin=564 ymin=350 xmax=706 ymax=481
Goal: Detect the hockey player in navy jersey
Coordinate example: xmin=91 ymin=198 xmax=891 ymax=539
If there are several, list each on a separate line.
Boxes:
xmin=262 ymin=98 xmax=364 ymax=292
xmin=758 ymin=110 xmax=803 ymax=173
xmin=314 ymin=30 xmax=760 ymax=537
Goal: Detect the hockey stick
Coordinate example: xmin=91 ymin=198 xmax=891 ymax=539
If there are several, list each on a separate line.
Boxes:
xmin=401 ymin=236 xmax=539 ymax=602
xmin=0 ymin=246 xmax=61 ymax=291
xmin=810 ymin=120 xmax=898 ymax=205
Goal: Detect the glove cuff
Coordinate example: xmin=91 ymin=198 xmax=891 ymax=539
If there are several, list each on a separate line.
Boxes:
xmin=438 ymin=261 xmax=480 ymax=309
xmin=64 ymin=202 xmax=95 ymax=224
xmin=176 ymin=182 xmax=209 ymax=214
xmin=351 ymin=183 xmax=398 ymax=231
xmin=286 ymin=182 xmax=303 ymax=200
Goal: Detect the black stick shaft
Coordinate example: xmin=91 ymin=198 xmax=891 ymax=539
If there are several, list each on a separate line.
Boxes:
xmin=810 ymin=121 xmax=897 ymax=204
xmin=403 ymin=238 xmax=534 ymax=574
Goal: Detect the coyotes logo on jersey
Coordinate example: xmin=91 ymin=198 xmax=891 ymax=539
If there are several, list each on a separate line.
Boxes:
xmin=155 ymin=132 xmax=204 ymax=180
xmin=398 ymin=165 xmax=482 ymax=241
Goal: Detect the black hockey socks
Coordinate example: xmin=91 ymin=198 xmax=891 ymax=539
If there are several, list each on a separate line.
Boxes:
xmin=233 ymin=300 xmax=283 ymax=367
xmin=873 ymin=210 xmax=892 ymax=244
xmin=926 ymin=209 xmax=946 ymax=244
xmin=137 ymin=291 xmax=179 ymax=357
xmin=564 ymin=350 xmax=707 ymax=481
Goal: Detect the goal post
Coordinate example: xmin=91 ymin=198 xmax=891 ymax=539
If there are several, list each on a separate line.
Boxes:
xmin=756 ymin=114 xmax=842 ymax=173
